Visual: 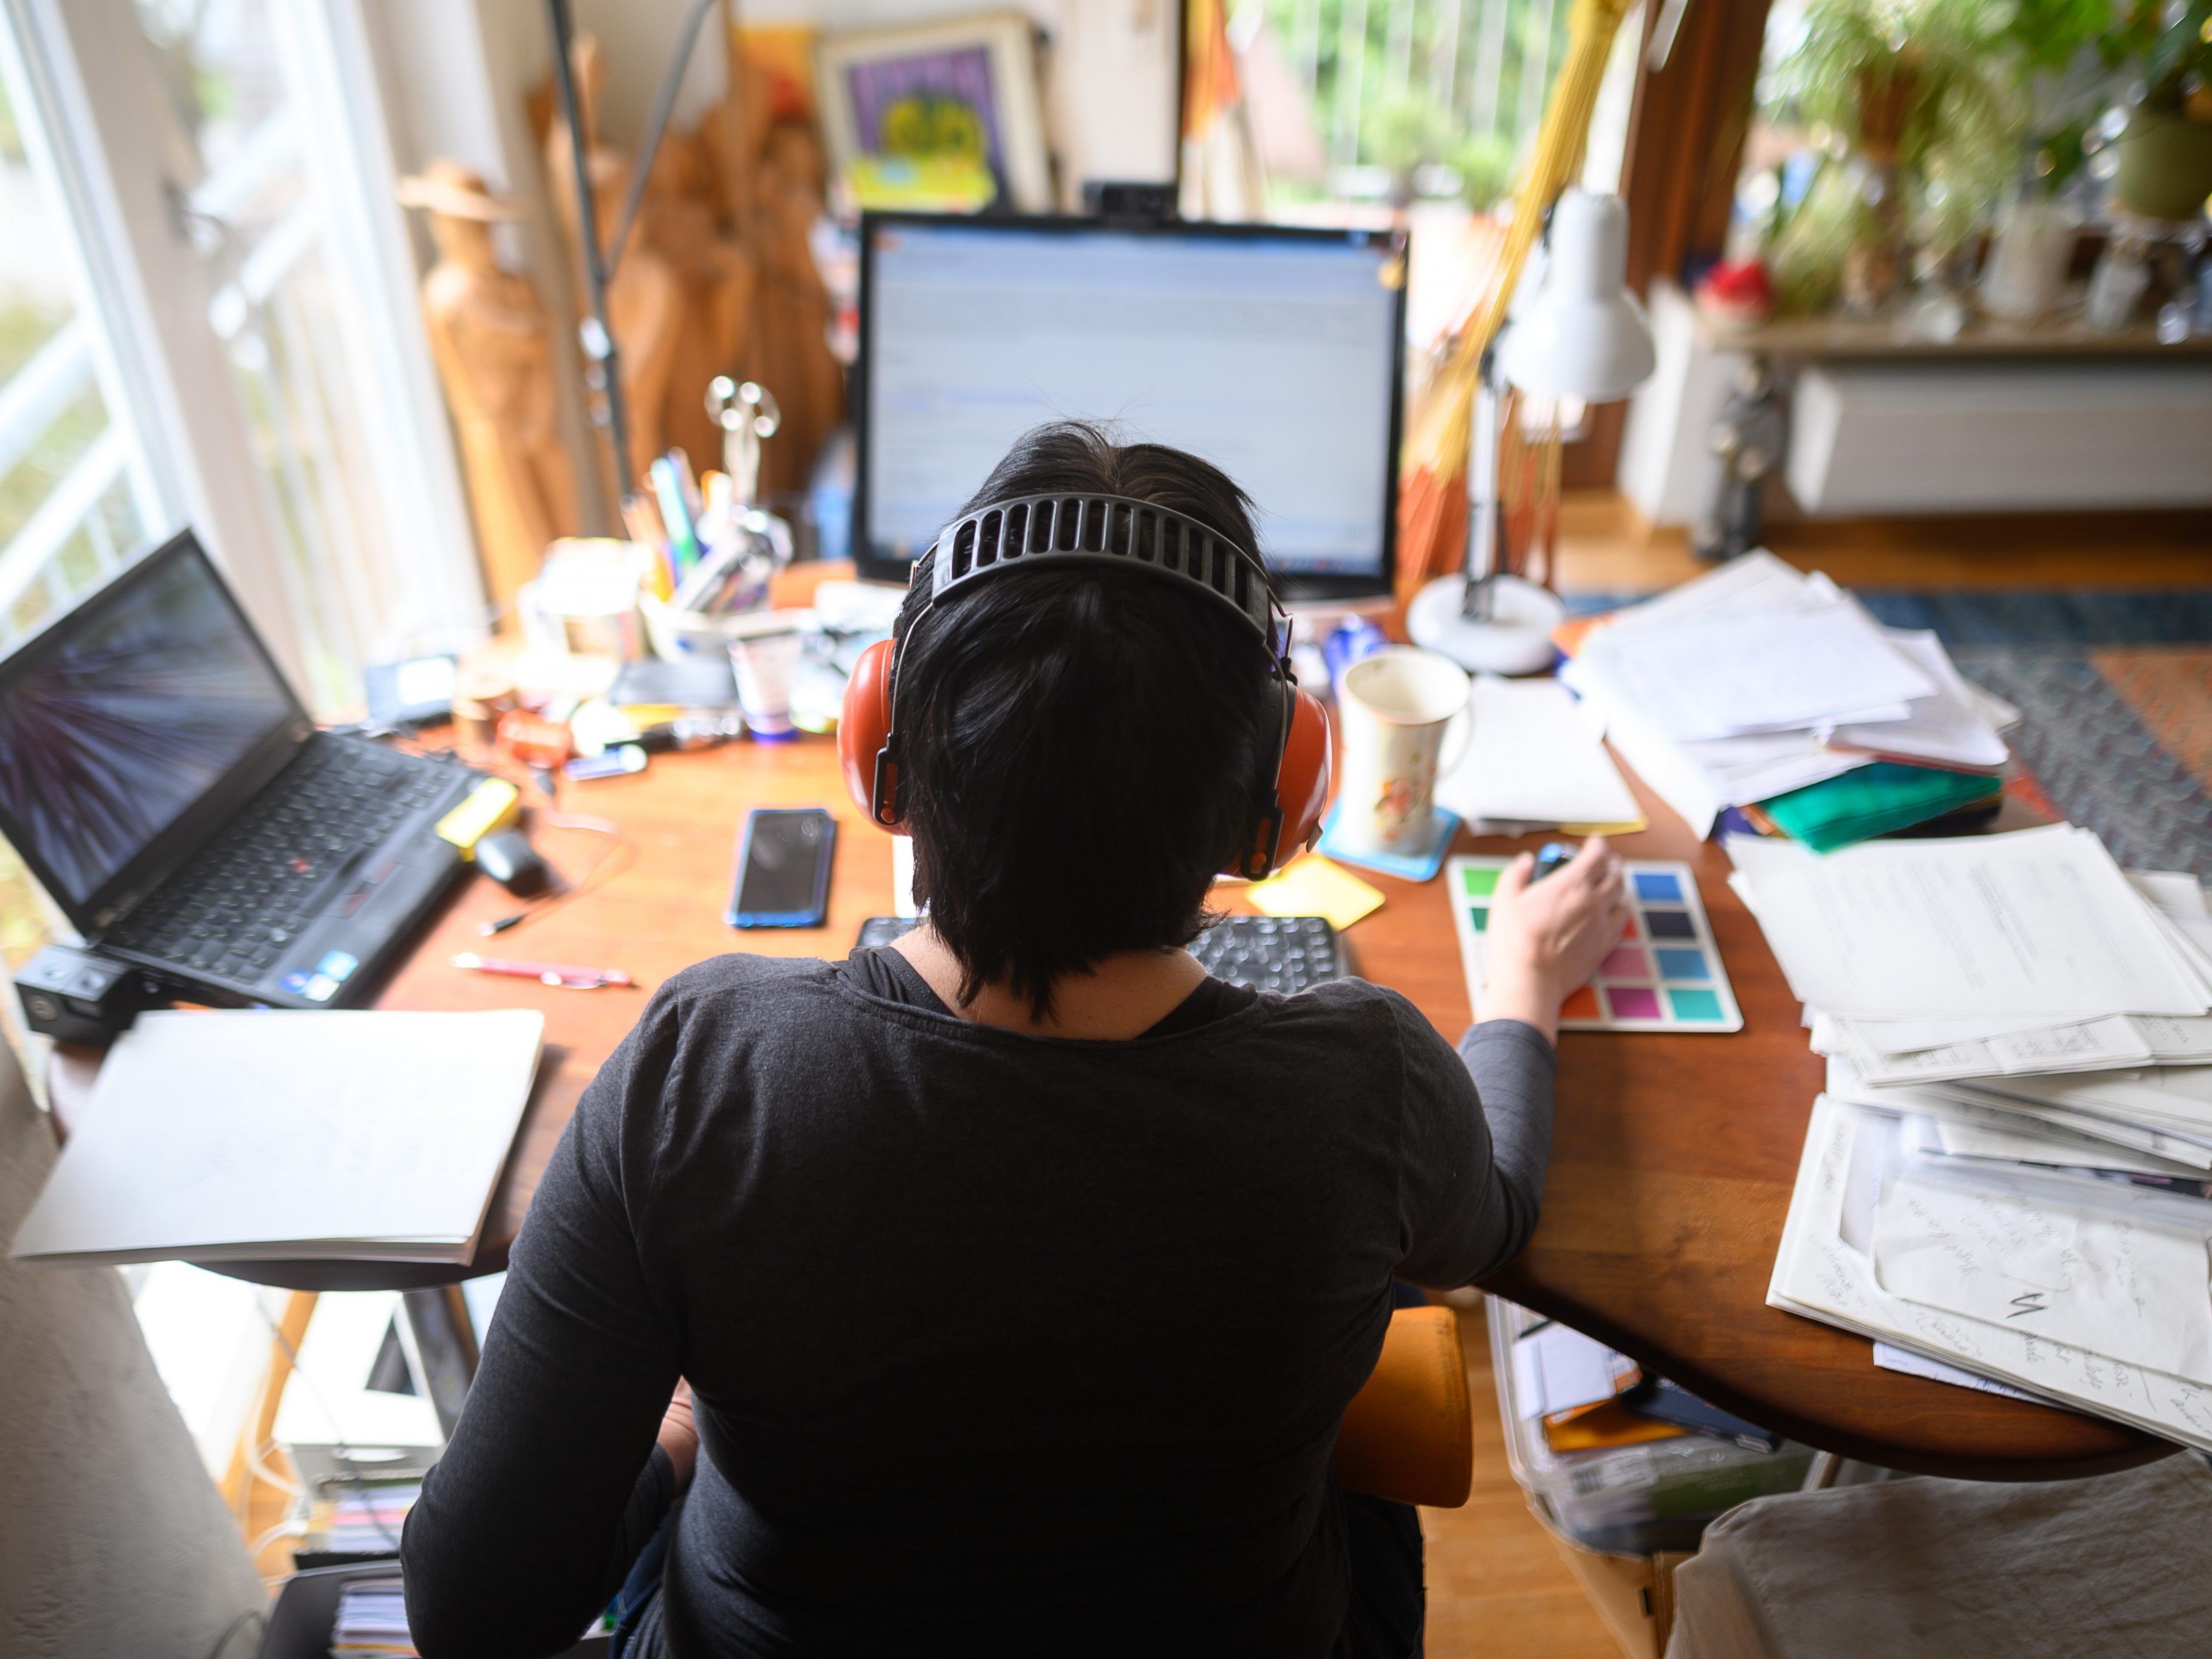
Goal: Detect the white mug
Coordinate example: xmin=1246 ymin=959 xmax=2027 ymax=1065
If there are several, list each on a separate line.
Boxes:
xmin=1337 ymin=647 xmax=1471 ymax=857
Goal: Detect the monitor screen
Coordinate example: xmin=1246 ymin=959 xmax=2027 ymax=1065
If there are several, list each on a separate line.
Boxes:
xmin=0 ymin=538 xmax=299 ymax=910
xmin=855 ymin=216 xmax=1406 ymax=600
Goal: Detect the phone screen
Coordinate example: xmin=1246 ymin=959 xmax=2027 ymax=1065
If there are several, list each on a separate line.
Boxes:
xmin=731 ymin=809 xmax=834 ymax=926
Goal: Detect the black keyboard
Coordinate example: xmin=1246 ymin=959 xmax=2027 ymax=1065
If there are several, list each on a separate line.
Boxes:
xmin=1189 ymin=914 xmax=1346 ymax=993
xmin=854 ymin=914 xmax=1348 ymax=995
xmin=106 ymin=738 xmax=456 ymax=983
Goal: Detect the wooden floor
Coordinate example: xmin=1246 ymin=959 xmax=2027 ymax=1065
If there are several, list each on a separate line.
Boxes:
xmin=1416 ymin=494 xmax=2210 ymax=1658
xmin=1422 ymin=1296 xmax=1625 ymax=1658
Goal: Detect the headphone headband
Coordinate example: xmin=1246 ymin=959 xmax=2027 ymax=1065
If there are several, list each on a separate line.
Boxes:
xmin=928 ymin=492 xmax=1281 ymax=649
xmin=839 ymin=487 xmax=1332 ymax=878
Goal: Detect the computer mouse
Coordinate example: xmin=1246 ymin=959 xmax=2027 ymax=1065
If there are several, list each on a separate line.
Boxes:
xmin=474 ymin=829 xmax=551 ymax=897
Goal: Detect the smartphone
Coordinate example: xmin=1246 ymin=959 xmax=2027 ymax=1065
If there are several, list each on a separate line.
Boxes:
xmin=728 ymin=809 xmax=835 ymax=928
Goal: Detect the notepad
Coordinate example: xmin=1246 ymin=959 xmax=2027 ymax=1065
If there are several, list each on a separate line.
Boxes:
xmin=1247 ymin=855 xmax=1384 ymax=931
xmin=1433 ymin=676 xmax=1642 ymax=831
xmin=1448 ymin=855 xmax=1742 ymax=1032
xmin=10 ymin=1009 xmax=544 ymax=1267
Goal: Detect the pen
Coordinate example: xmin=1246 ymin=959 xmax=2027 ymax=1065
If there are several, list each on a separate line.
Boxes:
xmin=451 ymin=952 xmax=635 ymax=990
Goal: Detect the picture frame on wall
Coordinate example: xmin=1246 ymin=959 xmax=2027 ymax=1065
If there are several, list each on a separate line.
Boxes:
xmin=813 ymin=10 xmax=1053 ymax=213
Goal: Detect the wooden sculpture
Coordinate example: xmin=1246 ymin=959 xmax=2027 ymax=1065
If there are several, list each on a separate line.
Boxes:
xmin=397 ymin=162 xmax=579 ymax=609
xmin=745 ymin=120 xmax=843 ymax=499
xmin=543 ymin=34 xmax=684 ymax=495
xmin=642 ymin=128 xmax=757 ymax=466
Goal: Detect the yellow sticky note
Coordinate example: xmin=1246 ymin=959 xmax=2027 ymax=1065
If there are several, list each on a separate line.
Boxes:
xmin=434 ymin=776 xmax=521 ymax=854
xmin=1560 ymin=815 xmax=1648 ymax=836
xmin=1247 ymin=856 xmax=1384 ymax=931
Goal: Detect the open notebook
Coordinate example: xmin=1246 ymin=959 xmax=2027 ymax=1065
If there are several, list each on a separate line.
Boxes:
xmin=12 ymin=1008 xmax=544 ymax=1267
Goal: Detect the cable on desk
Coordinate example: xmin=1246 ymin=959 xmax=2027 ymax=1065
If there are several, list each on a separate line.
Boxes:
xmin=480 ymin=810 xmax=633 ymax=937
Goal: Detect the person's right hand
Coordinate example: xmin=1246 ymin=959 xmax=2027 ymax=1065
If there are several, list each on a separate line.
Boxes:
xmin=1478 ymin=838 xmax=1631 ymax=1042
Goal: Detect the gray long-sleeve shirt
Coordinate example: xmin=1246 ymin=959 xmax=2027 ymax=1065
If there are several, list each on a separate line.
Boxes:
xmin=402 ymin=949 xmax=1555 ymax=1658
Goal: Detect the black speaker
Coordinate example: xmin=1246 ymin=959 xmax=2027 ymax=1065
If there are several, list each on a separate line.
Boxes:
xmin=16 ymin=945 xmax=165 ymax=1048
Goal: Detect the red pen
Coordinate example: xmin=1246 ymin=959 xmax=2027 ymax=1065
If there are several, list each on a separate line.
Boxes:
xmin=451 ymin=952 xmax=635 ymax=990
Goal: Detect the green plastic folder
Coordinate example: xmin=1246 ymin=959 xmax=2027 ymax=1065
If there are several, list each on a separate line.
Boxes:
xmin=1759 ymin=762 xmax=2002 ymax=854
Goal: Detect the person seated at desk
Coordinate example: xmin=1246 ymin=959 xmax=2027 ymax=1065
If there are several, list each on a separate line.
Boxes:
xmin=401 ymin=422 xmax=1627 ymax=1658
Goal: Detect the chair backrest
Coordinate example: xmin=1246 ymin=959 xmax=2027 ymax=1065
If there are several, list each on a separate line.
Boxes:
xmin=1332 ymin=1304 xmax=1474 ymax=1509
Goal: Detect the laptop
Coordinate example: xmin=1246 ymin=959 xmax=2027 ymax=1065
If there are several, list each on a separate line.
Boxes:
xmin=0 ymin=531 xmax=481 ymax=1010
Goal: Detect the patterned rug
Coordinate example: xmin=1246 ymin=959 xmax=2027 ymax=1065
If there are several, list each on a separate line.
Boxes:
xmin=1855 ymin=592 xmax=2212 ymax=880
xmin=1565 ymin=589 xmax=2212 ymax=877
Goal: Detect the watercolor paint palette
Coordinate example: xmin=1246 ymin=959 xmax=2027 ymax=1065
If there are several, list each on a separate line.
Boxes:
xmin=1447 ymin=856 xmax=1743 ymax=1033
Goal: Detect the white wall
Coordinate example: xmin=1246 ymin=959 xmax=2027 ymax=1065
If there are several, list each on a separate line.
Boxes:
xmin=0 ymin=1048 xmax=265 ymax=1659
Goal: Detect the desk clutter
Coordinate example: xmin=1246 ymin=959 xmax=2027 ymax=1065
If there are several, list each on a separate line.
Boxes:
xmin=1562 ymin=551 xmax=2016 ymax=849
xmin=1488 ymin=1298 xmax=1813 ymax=1555
xmin=1739 ymin=825 xmax=2212 ymax=1450
xmin=9 ymin=1010 xmax=543 ymax=1268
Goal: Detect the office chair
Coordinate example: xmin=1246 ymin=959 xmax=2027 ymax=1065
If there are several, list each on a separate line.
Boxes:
xmin=1334 ymin=1304 xmax=1475 ymax=1509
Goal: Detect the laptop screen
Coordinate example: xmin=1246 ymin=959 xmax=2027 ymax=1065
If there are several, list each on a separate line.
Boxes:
xmin=0 ymin=539 xmax=299 ymax=909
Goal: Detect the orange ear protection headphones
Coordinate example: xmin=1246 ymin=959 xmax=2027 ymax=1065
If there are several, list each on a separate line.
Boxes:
xmin=837 ymin=492 xmax=1332 ymax=880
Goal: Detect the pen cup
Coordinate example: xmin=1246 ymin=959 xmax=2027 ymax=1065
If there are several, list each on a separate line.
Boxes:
xmin=726 ymin=613 xmax=803 ymax=742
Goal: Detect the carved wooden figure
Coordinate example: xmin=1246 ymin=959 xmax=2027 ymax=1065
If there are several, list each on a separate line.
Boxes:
xmin=643 ymin=128 xmax=757 ymax=466
xmin=543 ymin=35 xmax=685 ymax=494
xmin=397 ymin=162 xmax=578 ymax=609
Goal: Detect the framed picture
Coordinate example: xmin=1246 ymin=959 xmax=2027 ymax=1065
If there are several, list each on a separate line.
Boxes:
xmin=814 ymin=10 xmax=1053 ymax=214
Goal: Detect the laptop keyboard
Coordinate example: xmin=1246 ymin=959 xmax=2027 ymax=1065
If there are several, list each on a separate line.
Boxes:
xmin=1188 ymin=914 xmax=1346 ymax=994
xmin=107 ymin=739 xmax=456 ymax=983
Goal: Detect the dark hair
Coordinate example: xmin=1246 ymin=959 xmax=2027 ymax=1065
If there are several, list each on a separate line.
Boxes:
xmin=894 ymin=421 xmax=1278 ymax=1018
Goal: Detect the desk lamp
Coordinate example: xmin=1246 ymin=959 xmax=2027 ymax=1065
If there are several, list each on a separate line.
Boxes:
xmin=1409 ymin=190 xmax=1655 ymax=674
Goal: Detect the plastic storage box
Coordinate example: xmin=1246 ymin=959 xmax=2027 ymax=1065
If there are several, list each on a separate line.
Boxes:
xmin=1486 ymin=1295 xmax=1813 ymax=1556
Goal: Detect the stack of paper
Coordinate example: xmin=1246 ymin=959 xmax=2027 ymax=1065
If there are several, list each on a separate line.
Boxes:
xmin=1736 ymin=826 xmax=2212 ymax=1446
xmin=1563 ymin=552 xmax=2013 ymax=838
xmin=1433 ymin=675 xmax=1644 ymax=835
xmin=331 ymin=1578 xmax=417 ymax=1657
xmin=9 ymin=1009 xmax=544 ymax=1267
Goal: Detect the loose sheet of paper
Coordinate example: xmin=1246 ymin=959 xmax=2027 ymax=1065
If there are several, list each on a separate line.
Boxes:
xmin=1512 ymin=1322 xmax=1635 ymax=1420
xmin=1434 ymin=676 xmax=1640 ymax=829
xmin=1922 ymin=1111 xmax=2202 ymax=1177
xmin=1583 ymin=597 xmax=1936 ymax=742
xmin=1871 ymin=1168 xmax=2212 ymax=1386
xmin=10 ymin=1009 xmax=544 ymax=1265
xmin=1730 ymin=826 xmax=2211 ymax=1019
xmin=1872 ymin=1341 xmax=2046 ymax=1404
xmin=1827 ymin=631 xmax=2010 ymax=771
xmin=1767 ymin=1098 xmax=2212 ymax=1451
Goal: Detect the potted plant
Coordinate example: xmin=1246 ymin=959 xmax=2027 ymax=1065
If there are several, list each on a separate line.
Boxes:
xmin=1981 ymin=0 xmax=2152 ymax=316
xmin=1767 ymin=0 xmax=2008 ymax=312
xmin=2112 ymin=0 xmax=2212 ymax=221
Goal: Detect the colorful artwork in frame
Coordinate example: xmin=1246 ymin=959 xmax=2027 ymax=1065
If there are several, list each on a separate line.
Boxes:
xmin=813 ymin=10 xmax=1052 ymax=213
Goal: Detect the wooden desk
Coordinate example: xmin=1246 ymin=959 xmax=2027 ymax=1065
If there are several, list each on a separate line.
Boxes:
xmin=51 ymin=731 xmax=2170 ymax=1479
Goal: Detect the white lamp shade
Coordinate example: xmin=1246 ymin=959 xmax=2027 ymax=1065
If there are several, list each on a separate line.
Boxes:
xmin=1495 ymin=190 xmax=1656 ymax=403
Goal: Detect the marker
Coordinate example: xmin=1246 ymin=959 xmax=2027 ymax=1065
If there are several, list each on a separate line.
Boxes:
xmin=452 ymin=953 xmax=635 ymax=990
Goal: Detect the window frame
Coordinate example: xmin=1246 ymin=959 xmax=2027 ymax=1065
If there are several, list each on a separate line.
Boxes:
xmin=1 ymin=0 xmax=485 ymax=697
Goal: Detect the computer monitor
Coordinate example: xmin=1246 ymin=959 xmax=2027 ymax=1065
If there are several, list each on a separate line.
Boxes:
xmin=852 ymin=214 xmax=1409 ymax=606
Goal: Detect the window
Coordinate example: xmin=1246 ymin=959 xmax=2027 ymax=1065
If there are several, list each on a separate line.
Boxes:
xmin=0 ymin=31 xmax=160 ymax=650
xmin=0 ymin=0 xmax=484 ymax=1038
xmin=125 ymin=0 xmax=484 ymax=713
